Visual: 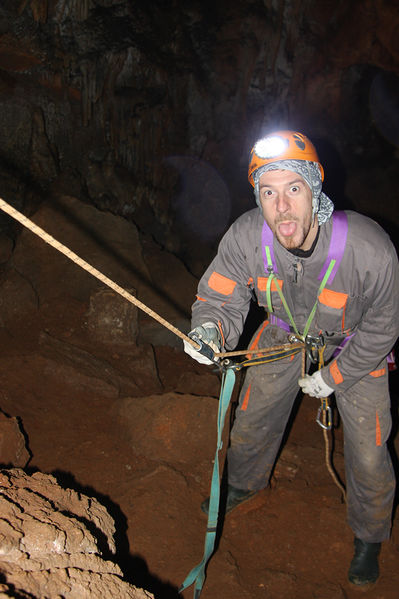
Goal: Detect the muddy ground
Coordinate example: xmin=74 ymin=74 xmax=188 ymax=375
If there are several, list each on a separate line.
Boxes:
xmin=0 ymin=304 xmax=398 ymax=599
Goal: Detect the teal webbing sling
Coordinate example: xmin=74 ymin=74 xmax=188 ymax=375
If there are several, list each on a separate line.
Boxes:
xmin=179 ymin=367 xmax=236 ymax=598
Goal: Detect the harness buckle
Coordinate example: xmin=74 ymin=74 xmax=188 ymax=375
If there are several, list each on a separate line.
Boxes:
xmin=304 ymin=334 xmax=325 ymax=364
xmin=288 ymin=332 xmax=303 ymax=344
xmin=288 ymin=333 xmax=325 ymax=364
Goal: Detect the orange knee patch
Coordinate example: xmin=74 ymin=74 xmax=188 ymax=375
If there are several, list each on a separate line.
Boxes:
xmin=329 ymin=360 xmax=343 ymax=384
xmin=241 ymin=384 xmax=251 ymax=411
xmin=376 ymin=412 xmax=382 ymax=447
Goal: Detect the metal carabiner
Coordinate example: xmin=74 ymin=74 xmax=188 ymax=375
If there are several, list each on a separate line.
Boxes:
xmin=304 ymin=333 xmax=325 ymax=364
xmin=221 ymin=358 xmax=242 ymax=372
xmin=316 ymin=405 xmax=333 ymax=430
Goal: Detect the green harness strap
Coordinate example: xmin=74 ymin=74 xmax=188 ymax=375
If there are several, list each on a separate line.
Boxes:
xmin=265 ymin=245 xmax=336 ymax=340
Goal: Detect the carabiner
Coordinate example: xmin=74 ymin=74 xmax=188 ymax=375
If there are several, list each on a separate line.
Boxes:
xmin=316 ymin=405 xmax=333 ymax=430
xmin=305 ymin=334 xmax=325 ymax=364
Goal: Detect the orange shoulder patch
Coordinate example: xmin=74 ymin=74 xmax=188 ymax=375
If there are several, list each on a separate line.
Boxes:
xmin=208 ymin=271 xmax=237 ymax=296
xmin=318 ymin=288 xmax=348 ymax=310
xmin=257 ymin=277 xmax=283 ymax=292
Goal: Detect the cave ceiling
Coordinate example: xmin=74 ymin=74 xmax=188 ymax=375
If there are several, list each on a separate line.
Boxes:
xmin=0 ymin=0 xmax=398 ymax=271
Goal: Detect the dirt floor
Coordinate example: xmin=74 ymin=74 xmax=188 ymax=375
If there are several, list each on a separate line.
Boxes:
xmin=0 ymin=312 xmax=398 ymax=599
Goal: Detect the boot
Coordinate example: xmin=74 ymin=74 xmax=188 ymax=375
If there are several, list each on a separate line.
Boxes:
xmin=348 ymin=537 xmax=381 ymax=586
xmin=201 ymin=484 xmax=257 ymax=515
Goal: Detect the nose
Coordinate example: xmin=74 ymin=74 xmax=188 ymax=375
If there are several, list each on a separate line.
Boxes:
xmin=276 ymin=191 xmax=290 ymax=214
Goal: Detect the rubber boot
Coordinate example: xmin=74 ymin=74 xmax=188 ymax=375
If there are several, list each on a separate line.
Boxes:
xmin=201 ymin=484 xmax=257 ymax=515
xmin=348 ymin=537 xmax=381 ymax=586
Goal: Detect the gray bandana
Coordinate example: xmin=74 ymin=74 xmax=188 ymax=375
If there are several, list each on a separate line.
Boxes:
xmin=253 ymin=159 xmax=334 ymax=224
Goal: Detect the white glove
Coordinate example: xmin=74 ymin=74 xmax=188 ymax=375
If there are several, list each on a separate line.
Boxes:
xmin=184 ymin=322 xmax=221 ymax=365
xmin=298 ymin=370 xmax=334 ymax=398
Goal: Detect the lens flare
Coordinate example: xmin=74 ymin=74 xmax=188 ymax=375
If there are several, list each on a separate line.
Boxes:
xmin=253 ymin=136 xmax=289 ymax=159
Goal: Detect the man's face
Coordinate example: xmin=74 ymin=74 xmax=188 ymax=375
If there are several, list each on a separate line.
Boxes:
xmin=258 ymin=169 xmax=317 ymax=251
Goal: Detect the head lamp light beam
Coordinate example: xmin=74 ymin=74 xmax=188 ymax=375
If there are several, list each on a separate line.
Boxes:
xmin=254 ymin=136 xmax=288 ymax=159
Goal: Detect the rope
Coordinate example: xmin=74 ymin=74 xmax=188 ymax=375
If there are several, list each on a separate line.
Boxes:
xmin=322 ymin=419 xmax=346 ymax=503
xmin=215 ymin=341 xmax=304 ymax=359
xmin=0 ymin=198 xmax=307 ymax=361
xmin=318 ymin=347 xmax=347 ymax=502
xmin=0 ymin=197 xmax=200 ymax=349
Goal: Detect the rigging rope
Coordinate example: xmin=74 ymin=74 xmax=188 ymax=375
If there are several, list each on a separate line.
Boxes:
xmin=317 ymin=346 xmax=347 ymax=502
xmin=0 ymin=197 xmax=301 ymax=359
xmin=0 ymin=197 xmax=201 ymax=348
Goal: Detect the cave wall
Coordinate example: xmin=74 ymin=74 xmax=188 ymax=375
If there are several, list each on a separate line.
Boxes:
xmin=0 ymin=0 xmax=398 ymax=275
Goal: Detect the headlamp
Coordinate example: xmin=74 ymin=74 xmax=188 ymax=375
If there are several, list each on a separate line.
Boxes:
xmin=253 ymin=136 xmax=288 ymax=159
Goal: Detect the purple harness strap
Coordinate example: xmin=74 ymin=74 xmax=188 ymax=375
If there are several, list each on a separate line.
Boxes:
xmin=262 ymin=210 xmax=348 ymax=283
xmin=262 ymin=211 xmax=349 ymax=337
xmin=317 ymin=211 xmax=348 ymax=284
xmin=269 ymin=314 xmax=291 ymax=332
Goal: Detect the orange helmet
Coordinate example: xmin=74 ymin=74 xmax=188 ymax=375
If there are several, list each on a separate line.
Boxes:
xmin=248 ymin=130 xmax=324 ymax=186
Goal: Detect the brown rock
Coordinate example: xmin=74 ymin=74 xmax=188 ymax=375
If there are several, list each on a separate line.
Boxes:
xmin=0 ymin=412 xmax=30 ymax=468
xmin=0 ymin=268 xmax=39 ymax=329
xmin=87 ymin=287 xmax=139 ymax=345
xmin=0 ymin=468 xmax=153 ymax=599
xmin=117 ymin=392 xmax=226 ymax=472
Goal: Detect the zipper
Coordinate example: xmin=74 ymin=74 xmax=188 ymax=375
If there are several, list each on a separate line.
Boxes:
xmin=293 ymin=261 xmax=303 ymax=284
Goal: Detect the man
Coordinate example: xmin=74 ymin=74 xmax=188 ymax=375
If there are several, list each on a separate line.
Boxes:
xmin=184 ymin=130 xmax=399 ymax=587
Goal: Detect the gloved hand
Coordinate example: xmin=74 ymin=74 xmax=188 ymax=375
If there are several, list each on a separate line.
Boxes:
xmin=298 ymin=370 xmax=334 ymax=398
xmin=184 ymin=322 xmax=222 ymax=365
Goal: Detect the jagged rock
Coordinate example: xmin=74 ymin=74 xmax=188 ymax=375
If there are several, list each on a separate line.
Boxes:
xmin=0 ymin=468 xmax=154 ymax=599
xmin=0 ymin=268 xmax=39 ymax=329
xmin=38 ymin=331 xmax=149 ymax=398
xmin=117 ymin=392 xmax=224 ymax=472
xmin=0 ymin=412 xmax=30 ymax=468
xmin=0 ymin=235 xmax=13 ymax=264
xmin=86 ymin=287 xmax=139 ymax=345
xmin=8 ymin=194 xmax=196 ymax=348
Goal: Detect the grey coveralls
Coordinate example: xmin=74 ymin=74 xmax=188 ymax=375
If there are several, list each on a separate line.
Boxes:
xmin=191 ymin=209 xmax=399 ymax=543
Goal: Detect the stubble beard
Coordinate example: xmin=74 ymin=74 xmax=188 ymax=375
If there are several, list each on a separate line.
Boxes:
xmin=274 ymin=214 xmax=313 ymax=250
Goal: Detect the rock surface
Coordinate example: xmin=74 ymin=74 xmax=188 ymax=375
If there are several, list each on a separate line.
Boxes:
xmin=0 ymin=412 xmax=30 ymax=468
xmin=0 ymin=331 xmax=398 ymax=599
xmin=0 ymin=468 xmax=153 ymax=598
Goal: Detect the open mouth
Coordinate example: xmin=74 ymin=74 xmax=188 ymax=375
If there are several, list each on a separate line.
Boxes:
xmin=278 ymin=221 xmax=297 ymax=237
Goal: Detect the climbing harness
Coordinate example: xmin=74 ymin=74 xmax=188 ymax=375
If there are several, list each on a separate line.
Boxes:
xmin=262 ymin=211 xmax=348 ymax=499
xmin=261 ymin=210 xmax=348 ymax=344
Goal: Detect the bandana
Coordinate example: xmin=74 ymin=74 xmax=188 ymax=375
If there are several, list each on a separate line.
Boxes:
xmin=253 ymin=159 xmax=334 ymax=224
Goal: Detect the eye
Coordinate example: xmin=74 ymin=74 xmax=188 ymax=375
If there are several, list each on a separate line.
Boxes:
xmin=290 ymin=185 xmax=300 ymax=193
xmin=262 ymin=189 xmax=274 ymax=198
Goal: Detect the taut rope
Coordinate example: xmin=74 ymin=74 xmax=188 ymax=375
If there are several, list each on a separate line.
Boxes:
xmin=0 ymin=198 xmax=303 ymax=359
xmin=0 ymin=198 xmax=200 ymax=348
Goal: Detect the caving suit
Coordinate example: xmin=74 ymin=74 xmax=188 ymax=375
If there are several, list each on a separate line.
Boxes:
xmin=191 ymin=208 xmax=399 ymax=543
